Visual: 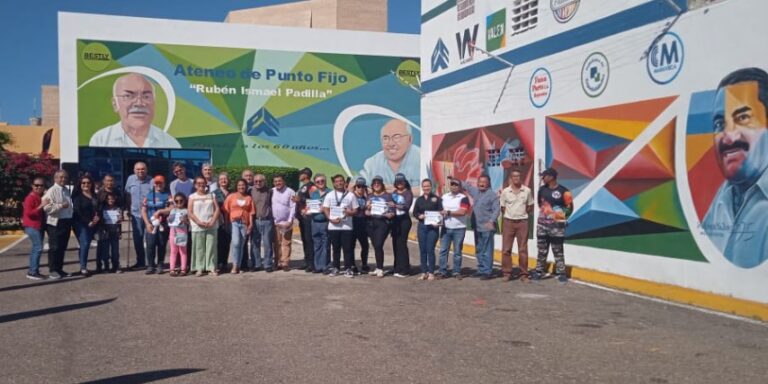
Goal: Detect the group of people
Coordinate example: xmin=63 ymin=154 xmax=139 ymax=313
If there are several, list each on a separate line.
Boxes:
xmin=22 ymin=160 xmax=574 ymax=283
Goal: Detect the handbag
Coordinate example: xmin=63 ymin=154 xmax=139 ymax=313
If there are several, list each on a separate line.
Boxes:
xmin=173 ymin=228 xmax=188 ymax=246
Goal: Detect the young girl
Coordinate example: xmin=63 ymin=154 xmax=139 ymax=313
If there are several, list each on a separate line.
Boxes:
xmin=98 ymin=192 xmax=123 ymax=273
xmin=168 ymin=193 xmax=189 ymax=276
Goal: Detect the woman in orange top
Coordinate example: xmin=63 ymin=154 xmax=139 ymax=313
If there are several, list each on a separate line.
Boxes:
xmin=222 ymin=179 xmax=256 ymax=274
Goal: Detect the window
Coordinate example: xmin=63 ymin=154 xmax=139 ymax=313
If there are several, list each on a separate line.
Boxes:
xmin=511 ymin=0 xmax=538 ymax=35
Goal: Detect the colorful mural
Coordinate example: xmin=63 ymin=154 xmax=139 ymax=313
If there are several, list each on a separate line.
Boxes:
xmin=430 ymin=120 xmax=534 ymax=193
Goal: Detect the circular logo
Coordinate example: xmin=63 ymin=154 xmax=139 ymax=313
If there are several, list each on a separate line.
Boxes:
xmin=396 ymin=60 xmax=421 ymax=87
xmin=551 ymin=0 xmax=580 ymax=23
xmin=646 ymin=32 xmax=684 ymax=85
xmin=552 ymin=191 xmax=562 ymax=199
xmin=81 ymin=42 xmax=112 ymax=72
xmin=581 ymin=52 xmax=609 ymax=97
xmin=529 ymin=67 xmax=552 ymax=108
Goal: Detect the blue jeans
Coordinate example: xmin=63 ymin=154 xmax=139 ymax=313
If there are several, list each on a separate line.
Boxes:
xmin=417 ymin=223 xmax=439 ymax=274
xmin=475 ymin=230 xmax=495 ymax=275
xmin=230 ymin=221 xmax=247 ymax=268
xmin=439 ymin=227 xmax=466 ymax=275
xmin=131 ymin=215 xmax=147 ymax=267
xmin=250 ymin=219 xmax=274 ymax=269
xmin=145 ymin=226 xmax=168 ymax=269
xmin=75 ymin=222 xmax=95 ymax=270
xmin=25 ymin=226 xmax=44 ymax=275
xmin=311 ymin=220 xmax=329 ymax=272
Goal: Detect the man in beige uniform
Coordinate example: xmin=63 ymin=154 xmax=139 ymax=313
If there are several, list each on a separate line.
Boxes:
xmin=500 ymin=170 xmax=534 ymax=282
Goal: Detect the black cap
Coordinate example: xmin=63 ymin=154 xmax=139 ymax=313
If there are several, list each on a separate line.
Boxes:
xmin=299 ymin=167 xmax=312 ymax=177
xmin=355 ymin=177 xmax=367 ymax=187
xmin=371 ymin=175 xmax=384 ymax=185
xmin=540 ymin=167 xmax=558 ymax=178
xmin=449 ymin=178 xmax=461 ymax=187
xmin=394 ymin=173 xmax=407 ymax=184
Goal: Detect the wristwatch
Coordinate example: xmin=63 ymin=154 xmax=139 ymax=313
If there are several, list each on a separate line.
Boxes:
xmin=446 ymin=210 xmax=451 ymax=217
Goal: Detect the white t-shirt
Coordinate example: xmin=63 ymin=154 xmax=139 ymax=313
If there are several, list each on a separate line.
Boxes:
xmin=322 ymin=189 xmax=359 ymax=231
xmin=441 ymin=192 xmax=470 ymax=229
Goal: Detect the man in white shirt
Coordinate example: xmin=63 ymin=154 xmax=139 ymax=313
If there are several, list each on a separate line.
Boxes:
xmin=89 ymin=73 xmax=180 ymax=148
xmin=322 ymin=174 xmax=359 ymax=277
xmin=500 ymin=170 xmax=534 ymax=282
xmin=42 ymin=169 xmax=74 ymax=279
xmin=438 ymin=179 xmax=471 ymax=279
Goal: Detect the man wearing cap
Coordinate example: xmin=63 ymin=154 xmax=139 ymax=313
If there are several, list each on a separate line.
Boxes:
xmin=500 ymin=170 xmax=534 ymax=282
xmin=453 ymin=175 xmax=500 ymax=280
xmin=125 ymin=161 xmax=152 ymax=269
xmin=534 ymin=167 xmax=573 ymax=282
xmin=294 ymin=167 xmax=315 ymax=272
xmin=141 ymin=175 xmax=171 ymax=274
xmin=351 ymin=177 xmax=370 ymax=274
xmin=438 ymin=178 xmax=471 ymax=279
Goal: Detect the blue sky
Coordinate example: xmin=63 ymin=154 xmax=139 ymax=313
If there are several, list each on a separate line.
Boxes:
xmin=0 ymin=0 xmax=420 ymax=125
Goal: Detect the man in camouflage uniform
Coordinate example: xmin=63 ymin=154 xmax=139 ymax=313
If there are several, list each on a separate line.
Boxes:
xmin=533 ymin=168 xmax=574 ymax=282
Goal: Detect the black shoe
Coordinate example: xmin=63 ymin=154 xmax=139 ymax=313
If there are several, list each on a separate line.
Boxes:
xmin=471 ymin=272 xmax=484 ymax=278
xmin=480 ymin=274 xmax=493 ymax=281
xmin=306 ymin=267 xmax=315 ymax=273
xmin=60 ymin=270 xmax=72 ymax=278
xmin=265 ymin=267 xmax=274 ymax=273
xmin=26 ymin=273 xmax=47 ymax=281
xmin=252 ymin=266 xmax=264 ymax=272
xmin=145 ymin=268 xmax=155 ymax=275
xmin=361 ymin=265 xmax=371 ymax=274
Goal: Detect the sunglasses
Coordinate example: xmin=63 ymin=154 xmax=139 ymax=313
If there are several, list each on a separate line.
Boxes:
xmin=174 ymin=199 xmax=185 ymax=203
xmin=315 ymin=180 xmax=326 ymax=183
xmin=33 ymin=184 xmax=44 ymax=187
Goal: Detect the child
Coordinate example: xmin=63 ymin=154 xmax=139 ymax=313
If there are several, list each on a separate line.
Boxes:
xmin=168 ymin=192 xmax=190 ymax=276
xmin=98 ymin=192 xmax=123 ymax=273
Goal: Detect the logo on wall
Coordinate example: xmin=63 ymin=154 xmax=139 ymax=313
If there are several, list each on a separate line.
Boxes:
xmin=581 ymin=52 xmax=609 ymax=97
xmin=486 ymin=9 xmax=506 ymax=52
xmin=431 ymin=38 xmax=450 ymax=73
xmin=529 ymin=67 xmax=552 ymax=108
xmin=457 ymin=0 xmax=475 ymax=21
xmin=551 ymin=0 xmax=580 ymax=23
xmin=647 ymin=32 xmax=684 ymax=85
xmin=246 ymin=107 xmax=279 ymax=137
xmin=455 ymin=24 xmax=479 ymax=64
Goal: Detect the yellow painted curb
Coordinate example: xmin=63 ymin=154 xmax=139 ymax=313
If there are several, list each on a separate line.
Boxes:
xmin=409 ymin=231 xmax=767 ymax=321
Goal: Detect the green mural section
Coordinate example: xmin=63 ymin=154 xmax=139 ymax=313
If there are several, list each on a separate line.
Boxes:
xmin=569 ymin=231 xmax=707 ymax=262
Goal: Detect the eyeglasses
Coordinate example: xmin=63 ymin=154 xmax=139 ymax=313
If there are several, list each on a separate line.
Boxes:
xmin=315 ymin=179 xmax=326 ymax=183
xmin=116 ymin=93 xmax=154 ymax=103
xmin=254 ymin=180 xmax=265 ymax=183
xmin=381 ymin=133 xmax=410 ymax=143
xmin=33 ymin=184 xmax=44 ymax=187
xmin=174 ymin=199 xmax=184 ymax=203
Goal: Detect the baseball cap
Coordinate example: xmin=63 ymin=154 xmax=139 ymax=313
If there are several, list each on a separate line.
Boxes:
xmin=299 ymin=167 xmax=312 ymax=177
xmin=394 ymin=173 xmax=407 ymax=184
xmin=355 ymin=177 xmax=367 ymax=187
xmin=153 ymin=175 xmax=166 ymax=184
xmin=449 ymin=178 xmax=461 ymax=187
xmin=540 ymin=168 xmax=558 ymax=178
xmin=371 ymin=176 xmax=384 ymax=185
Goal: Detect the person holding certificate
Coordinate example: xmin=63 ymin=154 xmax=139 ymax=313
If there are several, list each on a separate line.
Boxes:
xmin=351 ymin=177 xmax=371 ymax=274
xmin=413 ymin=179 xmax=443 ymax=281
xmin=365 ymin=176 xmax=394 ymax=277
xmin=306 ymin=174 xmax=331 ymax=273
xmin=391 ymin=173 xmax=414 ymax=277
xmin=322 ymin=174 xmax=360 ymax=278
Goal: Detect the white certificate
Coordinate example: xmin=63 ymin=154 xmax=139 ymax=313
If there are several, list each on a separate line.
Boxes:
xmin=307 ymin=199 xmax=322 ymax=214
xmin=329 ymin=206 xmax=345 ymax=220
xmin=103 ymin=210 xmax=120 ymax=225
xmin=371 ymin=201 xmax=388 ymax=216
xmin=424 ymin=211 xmax=442 ymax=226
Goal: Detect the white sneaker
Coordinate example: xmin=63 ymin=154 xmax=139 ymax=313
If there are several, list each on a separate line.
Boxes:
xmin=394 ymin=273 xmax=407 ymax=278
xmin=369 ymin=268 xmax=378 ymax=276
xmin=375 ymin=268 xmax=384 ymax=278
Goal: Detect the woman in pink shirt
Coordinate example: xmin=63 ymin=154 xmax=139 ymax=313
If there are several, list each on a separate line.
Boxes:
xmin=223 ymin=179 xmax=255 ymax=274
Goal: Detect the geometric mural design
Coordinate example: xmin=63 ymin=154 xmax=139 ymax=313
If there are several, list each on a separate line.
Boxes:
xmin=431 ymin=120 xmax=534 ymax=195
xmin=547 ymin=97 xmax=706 ymax=261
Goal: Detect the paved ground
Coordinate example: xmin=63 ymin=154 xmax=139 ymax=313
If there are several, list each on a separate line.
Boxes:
xmin=1 ymin=230 xmax=767 ymax=384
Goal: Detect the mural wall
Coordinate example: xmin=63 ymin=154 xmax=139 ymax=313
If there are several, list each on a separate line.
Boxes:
xmin=420 ymin=0 xmax=767 ymax=304
xmin=59 ymin=13 xmax=421 ymax=186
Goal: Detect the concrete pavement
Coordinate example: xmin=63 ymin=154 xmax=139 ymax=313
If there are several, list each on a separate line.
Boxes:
xmin=1 ymin=231 xmax=767 ymax=383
